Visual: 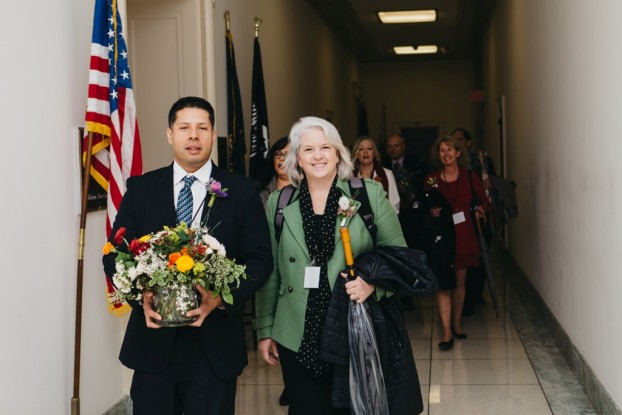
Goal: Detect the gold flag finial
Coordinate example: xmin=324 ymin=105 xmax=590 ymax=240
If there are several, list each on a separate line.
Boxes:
xmin=225 ymin=10 xmax=231 ymax=32
xmin=254 ymin=17 xmax=263 ymax=38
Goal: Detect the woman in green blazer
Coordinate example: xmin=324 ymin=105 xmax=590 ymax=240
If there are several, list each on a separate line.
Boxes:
xmin=254 ymin=117 xmax=406 ymax=414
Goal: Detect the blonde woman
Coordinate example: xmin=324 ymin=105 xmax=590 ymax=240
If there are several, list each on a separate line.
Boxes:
xmin=426 ymin=136 xmax=490 ymax=350
xmin=352 ymin=136 xmax=400 ymax=214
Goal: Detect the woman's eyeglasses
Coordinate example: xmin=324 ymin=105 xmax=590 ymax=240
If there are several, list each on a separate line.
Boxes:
xmin=274 ymin=151 xmax=288 ymax=159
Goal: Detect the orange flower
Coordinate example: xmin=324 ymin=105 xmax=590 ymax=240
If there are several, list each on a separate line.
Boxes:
xmin=168 ymin=252 xmax=182 ymax=268
xmin=176 ymin=254 xmax=194 ymax=272
xmin=102 ymin=242 xmax=114 ymax=255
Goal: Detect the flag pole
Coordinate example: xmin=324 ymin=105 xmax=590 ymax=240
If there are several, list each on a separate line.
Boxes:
xmin=72 ymin=131 xmax=95 ymax=415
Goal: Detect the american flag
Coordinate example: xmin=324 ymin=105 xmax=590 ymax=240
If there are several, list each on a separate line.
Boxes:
xmin=85 ymin=0 xmax=142 ymax=235
xmin=85 ymin=0 xmax=142 ymax=315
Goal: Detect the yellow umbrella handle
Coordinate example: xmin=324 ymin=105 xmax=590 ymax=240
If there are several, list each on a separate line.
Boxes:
xmin=340 ymin=227 xmax=356 ymax=280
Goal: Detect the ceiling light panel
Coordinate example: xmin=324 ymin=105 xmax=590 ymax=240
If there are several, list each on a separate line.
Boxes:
xmin=378 ymin=10 xmax=437 ymax=24
xmin=393 ymin=45 xmax=439 ymax=55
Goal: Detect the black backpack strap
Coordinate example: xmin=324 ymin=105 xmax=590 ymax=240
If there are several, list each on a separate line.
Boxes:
xmin=348 ymin=177 xmax=377 ymax=245
xmin=274 ymin=185 xmax=295 ymax=241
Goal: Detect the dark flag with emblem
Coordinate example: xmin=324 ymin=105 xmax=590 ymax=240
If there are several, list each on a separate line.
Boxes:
xmin=378 ymin=101 xmax=388 ymax=156
xmin=357 ymin=97 xmax=369 ymax=138
xmin=226 ymin=26 xmax=246 ymax=175
xmin=249 ymin=36 xmax=269 ymax=180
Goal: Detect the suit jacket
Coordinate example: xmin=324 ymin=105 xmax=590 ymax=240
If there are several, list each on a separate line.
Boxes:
xmin=254 ymin=178 xmax=406 ymax=353
xmin=382 ymin=153 xmax=428 ymax=210
xmin=103 ymin=164 xmax=272 ymax=380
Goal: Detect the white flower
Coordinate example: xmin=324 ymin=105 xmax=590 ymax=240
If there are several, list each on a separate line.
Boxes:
xmin=202 ymin=234 xmax=226 ymax=256
xmin=136 ymin=261 xmax=147 ymax=275
xmin=127 ymin=266 xmax=138 ymax=281
xmin=338 ymin=196 xmax=351 ymax=211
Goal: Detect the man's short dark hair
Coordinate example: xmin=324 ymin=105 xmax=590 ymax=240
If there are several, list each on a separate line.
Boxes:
xmin=452 ymin=127 xmax=472 ymax=141
xmin=168 ymin=96 xmax=215 ymax=128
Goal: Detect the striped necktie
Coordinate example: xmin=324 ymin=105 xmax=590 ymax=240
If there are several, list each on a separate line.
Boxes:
xmin=176 ymin=175 xmax=197 ymax=225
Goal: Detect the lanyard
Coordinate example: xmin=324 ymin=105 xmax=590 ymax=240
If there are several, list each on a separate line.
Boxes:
xmin=441 ymin=169 xmax=461 ymax=210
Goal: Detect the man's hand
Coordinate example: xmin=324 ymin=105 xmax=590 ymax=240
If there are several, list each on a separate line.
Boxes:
xmin=187 ymin=284 xmax=224 ymax=327
xmin=142 ymin=290 xmax=163 ymax=329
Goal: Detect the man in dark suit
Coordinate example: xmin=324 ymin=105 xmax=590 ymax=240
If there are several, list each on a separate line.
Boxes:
xmin=382 ymin=134 xmax=428 ymax=310
xmin=103 ymin=96 xmax=272 ymax=415
xmin=382 ymin=134 xmax=428 ymax=249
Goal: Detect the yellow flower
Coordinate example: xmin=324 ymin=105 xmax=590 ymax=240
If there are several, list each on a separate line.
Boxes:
xmin=139 ymin=235 xmax=151 ymax=243
xmin=102 ymin=242 xmax=114 ymax=255
xmin=176 ymin=254 xmax=195 ymax=272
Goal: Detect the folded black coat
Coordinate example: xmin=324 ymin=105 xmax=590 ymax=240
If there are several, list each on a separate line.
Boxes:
xmin=319 ymin=246 xmax=432 ymax=414
xmin=354 ymin=246 xmax=438 ymax=295
xmin=421 ymin=191 xmax=457 ymax=291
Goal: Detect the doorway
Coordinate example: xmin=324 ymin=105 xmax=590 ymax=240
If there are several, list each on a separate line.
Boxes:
xmin=396 ymin=122 xmax=443 ymax=163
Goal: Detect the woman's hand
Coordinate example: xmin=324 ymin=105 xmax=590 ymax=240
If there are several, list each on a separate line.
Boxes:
xmin=341 ymin=273 xmax=375 ymax=303
xmin=474 ymin=205 xmax=486 ymax=221
xmin=258 ymin=338 xmax=280 ymax=365
xmin=430 ymin=207 xmax=442 ymax=217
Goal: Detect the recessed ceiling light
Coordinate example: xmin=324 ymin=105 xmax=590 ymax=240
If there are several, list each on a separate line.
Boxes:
xmin=378 ymin=10 xmax=437 ymax=24
xmin=394 ymin=45 xmax=439 ymax=55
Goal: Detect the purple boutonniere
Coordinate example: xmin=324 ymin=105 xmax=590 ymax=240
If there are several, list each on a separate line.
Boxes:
xmin=207 ymin=178 xmax=228 ymax=208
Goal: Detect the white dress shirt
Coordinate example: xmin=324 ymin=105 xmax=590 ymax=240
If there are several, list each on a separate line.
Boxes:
xmin=173 ymin=160 xmax=212 ymax=228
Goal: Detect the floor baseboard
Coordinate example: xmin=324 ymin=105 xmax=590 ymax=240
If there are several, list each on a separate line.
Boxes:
xmin=102 ymin=395 xmax=131 ymax=415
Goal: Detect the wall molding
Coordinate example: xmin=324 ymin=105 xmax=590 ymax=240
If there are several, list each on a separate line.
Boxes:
xmin=499 ymin=247 xmax=620 ymax=415
xmin=102 ymin=396 xmax=131 ymax=415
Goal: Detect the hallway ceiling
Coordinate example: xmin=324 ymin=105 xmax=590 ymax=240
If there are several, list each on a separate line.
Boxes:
xmin=305 ymin=0 xmax=496 ymax=62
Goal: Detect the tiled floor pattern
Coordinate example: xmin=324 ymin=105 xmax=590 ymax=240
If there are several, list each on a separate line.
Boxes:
xmin=236 ymin=245 xmax=597 ymax=414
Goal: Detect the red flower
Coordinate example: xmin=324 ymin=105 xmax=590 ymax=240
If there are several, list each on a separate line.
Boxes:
xmin=114 ymin=227 xmax=127 ymax=245
xmin=129 ymin=239 xmax=148 ymax=255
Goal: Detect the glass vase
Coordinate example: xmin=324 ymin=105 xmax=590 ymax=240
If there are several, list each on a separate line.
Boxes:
xmin=152 ymin=282 xmax=198 ymax=327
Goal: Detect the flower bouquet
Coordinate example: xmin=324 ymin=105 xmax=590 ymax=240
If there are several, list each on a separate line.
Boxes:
xmin=103 ymin=223 xmax=246 ymax=326
xmin=424 ymin=176 xmax=444 ymax=208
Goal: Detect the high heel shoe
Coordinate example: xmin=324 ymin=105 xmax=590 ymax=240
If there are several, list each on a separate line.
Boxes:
xmin=438 ymin=337 xmax=454 ymax=351
xmin=451 ymin=327 xmax=467 ymax=340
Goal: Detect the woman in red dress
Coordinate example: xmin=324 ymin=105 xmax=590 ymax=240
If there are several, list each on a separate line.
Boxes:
xmin=426 ymin=136 xmax=490 ymax=350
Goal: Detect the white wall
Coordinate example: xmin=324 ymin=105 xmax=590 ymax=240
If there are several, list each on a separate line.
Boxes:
xmin=360 ymin=60 xmax=476 ymax=147
xmin=483 ymin=0 xmax=622 ymax=407
xmin=0 ymin=0 xmax=126 ymax=413
xmin=212 ymin=0 xmax=359 ymax=148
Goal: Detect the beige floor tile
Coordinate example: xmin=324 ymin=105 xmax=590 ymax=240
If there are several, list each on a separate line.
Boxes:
xmin=430 ymin=358 xmax=539 ymax=385
xmin=427 ymin=384 xmax=552 ymax=415
xmin=431 ymin=339 xmax=528 ymax=360
xmin=235 ymin=384 xmax=288 ymax=415
xmin=238 ymin=359 xmax=285 ymax=385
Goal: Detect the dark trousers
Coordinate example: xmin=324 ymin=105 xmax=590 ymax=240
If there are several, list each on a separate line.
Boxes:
xmin=278 ymin=344 xmax=350 ymax=415
xmin=131 ymin=327 xmax=237 ymax=415
xmin=463 ymin=262 xmax=487 ymax=315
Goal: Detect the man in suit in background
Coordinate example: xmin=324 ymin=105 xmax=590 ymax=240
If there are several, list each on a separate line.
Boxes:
xmin=103 ymin=96 xmax=272 ymax=415
xmin=383 ymin=134 xmax=428 ymax=309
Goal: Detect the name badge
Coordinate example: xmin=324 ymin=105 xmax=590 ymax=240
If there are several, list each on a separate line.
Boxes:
xmin=452 ymin=211 xmax=466 ymax=225
xmin=304 ymin=266 xmax=321 ymax=289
